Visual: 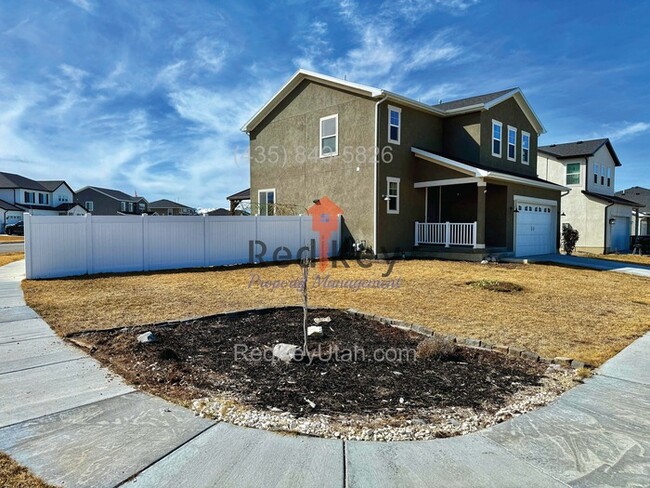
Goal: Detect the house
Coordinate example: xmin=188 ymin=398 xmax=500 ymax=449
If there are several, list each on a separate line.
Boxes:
xmin=242 ymin=69 xmax=567 ymax=259
xmin=226 ymin=188 xmax=250 ymax=214
xmin=0 ymin=172 xmax=86 ymax=232
xmin=616 ymin=186 xmax=649 ymax=236
xmin=149 ymin=199 xmax=196 ymax=216
xmin=538 ymin=139 xmax=642 ymax=253
xmin=75 ymin=186 xmax=148 ymax=215
xmin=206 ymin=208 xmax=231 ymax=216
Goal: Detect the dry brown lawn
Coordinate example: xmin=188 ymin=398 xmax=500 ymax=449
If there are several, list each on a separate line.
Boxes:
xmin=0 ymin=453 xmax=54 ymax=488
xmin=575 ymin=251 xmax=650 ymax=266
xmin=22 ymin=259 xmax=650 ymax=366
xmin=0 ymin=252 xmax=24 ymax=267
xmin=0 ymin=235 xmax=24 ymax=243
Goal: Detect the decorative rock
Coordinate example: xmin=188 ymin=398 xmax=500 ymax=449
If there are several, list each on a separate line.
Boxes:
xmin=480 ymin=259 xmax=489 ymax=264
xmin=571 ymin=359 xmax=586 ymax=369
xmin=272 ymin=343 xmax=302 ymax=363
xmin=508 ymin=346 xmax=525 ymax=357
xmin=313 ymin=316 xmax=331 ymax=324
xmin=137 ymin=331 xmax=157 ymax=344
xmin=521 ymin=351 xmax=539 ymax=362
xmin=493 ymin=345 xmax=509 ymax=354
xmin=464 ymin=338 xmax=481 ymax=347
xmin=553 ymin=357 xmax=573 ymax=367
xmin=307 ymin=326 xmax=323 ymax=338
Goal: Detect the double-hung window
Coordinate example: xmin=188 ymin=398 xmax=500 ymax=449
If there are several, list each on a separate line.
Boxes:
xmin=593 ymin=164 xmax=599 ymax=184
xmin=258 ymin=189 xmax=276 ymax=216
xmin=601 ymin=165 xmax=605 ymax=185
xmin=521 ymin=131 xmax=530 ymax=164
xmin=319 ymin=114 xmax=338 ymax=157
xmin=606 ymin=167 xmax=612 ymax=187
xmin=507 ymin=126 xmax=517 ymax=161
xmin=24 ymin=191 xmax=35 ymax=203
xmin=388 ymin=106 xmax=401 ymax=144
xmin=120 ymin=201 xmax=127 ymax=212
xmin=386 ymin=177 xmax=400 ymax=214
xmin=85 ymin=201 xmax=94 ymax=212
xmin=566 ymin=163 xmax=581 ymax=185
xmin=492 ymin=120 xmax=502 ymax=157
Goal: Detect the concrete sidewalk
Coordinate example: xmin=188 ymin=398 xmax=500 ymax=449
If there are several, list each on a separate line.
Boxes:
xmin=515 ymin=253 xmax=650 ymax=278
xmin=1 ymin=259 xmax=648 ymax=487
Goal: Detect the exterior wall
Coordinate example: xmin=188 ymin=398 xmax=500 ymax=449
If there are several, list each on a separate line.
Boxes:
xmin=75 ymin=189 xmax=121 ymax=215
xmin=586 ymin=145 xmax=616 ymax=195
xmin=479 ymin=98 xmax=538 ymax=177
xmin=376 ymin=101 xmax=443 ymax=252
xmin=52 ymin=185 xmax=74 ymax=205
xmin=606 ymin=203 xmax=632 ymax=253
xmin=442 ymin=113 xmax=481 ymax=163
xmin=250 ymin=79 xmax=376 ymax=251
xmin=0 ymin=189 xmax=15 ymax=204
xmin=1 ymin=210 xmax=24 ymax=232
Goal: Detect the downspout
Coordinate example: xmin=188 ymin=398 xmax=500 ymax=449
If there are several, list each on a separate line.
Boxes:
xmin=373 ymin=93 xmax=388 ymax=257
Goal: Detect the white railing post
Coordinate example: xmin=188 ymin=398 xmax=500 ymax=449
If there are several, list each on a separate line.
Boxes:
xmin=414 ymin=221 xmax=419 ymax=246
xmin=472 ymin=221 xmax=478 ymax=248
xmin=445 ymin=221 xmax=451 ymax=248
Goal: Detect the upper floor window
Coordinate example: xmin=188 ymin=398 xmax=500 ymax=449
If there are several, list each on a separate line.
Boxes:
xmin=319 ymin=114 xmax=338 ymax=157
xmin=85 ymin=201 xmax=94 ymax=212
xmin=491 ymin=120 xmax=502 ymax=157
xmin=507 ymin=126 xmax=517 ymax=161
xmin=388 ymin=106 xmax=401 ymax=144
xmin=386 ymin=177 xmax=400 ymax=214
xmin=24 ymin=191 xmax=36 ymax=203
xmin=258 ymin=189 xmax=275 ymax=216
xmin=521 ymin=131 xmax=530 ymax=165
xmin=593 ymin=163 xmax=599 ymax=184
xmin=566 ymin=163 xmax=580 ymax=185
xmin=600 ymin=165 xmax=605 ymax=185
xmin=38 ymin=193 xmax=49 ymax=205
xmin=606 ymin=167 xmax=612 ymax=187
xmin=120 ymin=201 xmax=127 ymax=212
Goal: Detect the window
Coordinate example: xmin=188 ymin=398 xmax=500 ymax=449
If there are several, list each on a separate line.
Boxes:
xmin=593 ymin=164 xmax=599 ymax=184
xmin=85 ymin=201 xmax=94 ymax=212
xmin=38 ymin=193 xmax=49 ymax=205
xmin=607 ymin=167 xmax=612 ymax=187
xmin=319 ymin=114 xmax=338 ymax=157
xmin=387 ymin=106 xmax=401 ymax=144
xmin=566 ymin=163 xmax=580 ymax=185
xmin=24 ymin=191 xmax=35 ymax=203
xmin=507 ymin=126 xmax=517 ymax=161
xmin=128 ymin=202 xmax=134 ymax=212
xmin=521 ymin=131 xmax=530 ymax=164
xmin=139 ymin=202 xmax=145 ymax=212
xmin=120 ymin=201 xmax=127 ymax=212
xmin=386 ymin=177 xmax=400 ymax=214
xmin=492 ymin=120 xmax=502 ymax=157
xmin=167 ymin=208 xmax=173 ymax=215
xmin=601 ymin=165 xmax=605 ymax=185
xmin=258 ymin=189 xmax=276 ymax=216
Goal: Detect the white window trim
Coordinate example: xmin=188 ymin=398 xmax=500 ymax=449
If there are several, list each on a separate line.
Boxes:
xmin=85 ymin=201 xmax=94 ymax=212
xmin=258 ymin=188 xmax=276 ymax=216
xmin=507 ymin=125 xmax=517 ymax=162
xmin=566 ymin=163 xmax=581 ymax=186
xmin=491 ymin=120 xmax=503 ymax=158
xmin=386 ymin=177 xmax=400 ymax=215
xmin=387 ymin=105 xmax=401 ymax=145
xmin=593 ymin=163 xmax=599 ymax=185
xmin=521 ymin=130 xmax=530 ymax=165
xmin=319 ymin=114 xmax=338 ymax=158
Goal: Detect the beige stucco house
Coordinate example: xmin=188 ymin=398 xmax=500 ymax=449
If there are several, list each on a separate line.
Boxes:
xmin=242 ymin=70 xmax=567 ymax=259
xmin=537 ymin=139 xmax=642 ymax=253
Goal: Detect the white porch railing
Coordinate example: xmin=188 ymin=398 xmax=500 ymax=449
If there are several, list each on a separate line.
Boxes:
xmin=414 ymin=221 xmax=477 ymax=248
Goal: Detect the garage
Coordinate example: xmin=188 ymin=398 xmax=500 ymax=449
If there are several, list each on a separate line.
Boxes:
xmin=514 ymin=198 xmax=557 ymax=257
xmin=610 ymin=216 xmax=630 ymax=253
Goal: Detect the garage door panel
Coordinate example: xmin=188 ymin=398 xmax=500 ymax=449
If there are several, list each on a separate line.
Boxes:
xmin=515 ymin=202 xmax=556 ymax=257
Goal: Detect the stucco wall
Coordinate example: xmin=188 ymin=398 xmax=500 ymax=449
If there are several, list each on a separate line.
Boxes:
xmin=586 ymin=145 xmax=617 ymax=195
xmin=442 ymin=113 xmax=481 ymax=163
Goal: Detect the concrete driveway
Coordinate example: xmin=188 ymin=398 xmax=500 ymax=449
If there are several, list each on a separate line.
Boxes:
xmin=519 ymin=253 xmax=650 ymax=278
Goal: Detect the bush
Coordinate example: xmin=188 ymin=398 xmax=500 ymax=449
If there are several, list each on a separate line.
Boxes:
xmin=416 ymin=337 xmax=457 ymax=360
xmin=562 ymin=224 xmax=580 ymax=255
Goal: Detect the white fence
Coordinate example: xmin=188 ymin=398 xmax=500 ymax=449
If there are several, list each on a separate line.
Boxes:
xmin=414 ymin=221 xmax=477 ymax=247
xmin=24 ymin=214 xmax=341 ymax=279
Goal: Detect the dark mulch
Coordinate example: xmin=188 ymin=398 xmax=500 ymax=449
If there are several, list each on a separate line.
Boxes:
xmin=78 ymin=308 xmax=545 ymax=417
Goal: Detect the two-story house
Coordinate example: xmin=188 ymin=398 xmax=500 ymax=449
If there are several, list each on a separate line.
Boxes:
xmin=149 ymin=199 xmax=196 ymax=216
xmin=537 ymin=139 xmax=641 ymax=253
xmin=0 ymin=172 xmax=86 ymax=232
xmin=75 ymin=186 xmax=149 ymax=216
xmin=242 ymin=70 xmax=566 ymax=259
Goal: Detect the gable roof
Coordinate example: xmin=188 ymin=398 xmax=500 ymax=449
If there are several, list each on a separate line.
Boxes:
xmin=77 ymin=186 xmax=147 ymax=202
xmin=241 ymin=70 xmax=545 ymax=134
xmin=0 ymin=199 xmax=21 ymax=211
xmin=538 ymin=138 xmax=621 ymax=166
xmin=149 ymin=199 xmax=194 ymax=209
xmin=37 ymin=180 xmax=71 ymax=192
xmin=616 ymin=186 xmax=650 ymax=207
xmin=0 ymin=172 xmax=48 ymax=191
xmin=582 ymin=190 xmax=643 ymax=207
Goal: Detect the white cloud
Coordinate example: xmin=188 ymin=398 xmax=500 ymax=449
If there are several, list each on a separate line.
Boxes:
xmin=608 ymin=122 xmax=650 ymax=140
xmin=67 ymin=0 xmax=93 ymax=13
xmin=387 ymin=0 xmax=480 ymax=17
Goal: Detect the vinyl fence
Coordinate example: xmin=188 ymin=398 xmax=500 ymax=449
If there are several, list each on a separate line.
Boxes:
xmin=24 ymin=214 xmax=341 ymax=279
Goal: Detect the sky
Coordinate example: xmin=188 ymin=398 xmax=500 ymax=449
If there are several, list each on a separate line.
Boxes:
xmin=0 ymin=0 xmax=649 ymax=209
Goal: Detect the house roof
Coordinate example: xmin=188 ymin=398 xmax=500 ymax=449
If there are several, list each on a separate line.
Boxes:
xmin=538 ymin=138 xmax=622 ymax=166
xmin=0 ymin=199 xmax=21 ymax=211
xmin=615 ymin=186 xmax=650 ymax=208
xmin=55 ymin=203 xmax=87 ymax=212
xmin=226 ymin=188 xmax=250 ymax=201
xmin=206 ymin=208 xmax=231 ymax=216
xmin=583 ymin=190 xmax=644 ymax=207
xmin=149 ymin=199 xmax=194 ymax=209
xmin=37 ymin=180 xmax=68 ymax=192
xmin=412 ymin=147 xmax=568 ymax=192
xmin=242 ymin=70 xmax=545 ymax=134
xmin=77 ymin=186 xmax=147 ymax=202
xmin=0 ymin=172 xmax=48 ymax=191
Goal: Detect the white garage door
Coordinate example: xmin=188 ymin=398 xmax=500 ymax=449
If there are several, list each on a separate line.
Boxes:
xmin=610 ymin=217 xmax=630 ymax=252
xmin=515 ymin=202 xmax=556 ymax=257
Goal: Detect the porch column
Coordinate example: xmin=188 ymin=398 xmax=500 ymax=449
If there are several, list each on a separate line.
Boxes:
xmin=475 ymin=180 xmax=486 ymax=249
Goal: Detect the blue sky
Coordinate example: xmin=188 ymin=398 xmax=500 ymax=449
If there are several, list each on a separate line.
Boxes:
xmin=0 ymin=0 xmax=648 ymax=208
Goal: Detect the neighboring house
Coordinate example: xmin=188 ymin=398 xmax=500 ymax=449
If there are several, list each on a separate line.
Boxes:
xmin=242 ymin=69 xmax=566 ymax=258
xmin=538 ymin=139 xmax=641 ymax=253
xmin=227 ymin=188 xmax=250 ymax=214
xmin=0 ymin=172 xmax=86 ymax=232
xmin=616 ymin=186 xmax=650 ymax=236
xmin=75 ymin=186 xmax=148 ymax=215
xmin=206 ymin=208 xmax=231 ymax=216
xmin=149 ymin=199 xmax=196 ymax=216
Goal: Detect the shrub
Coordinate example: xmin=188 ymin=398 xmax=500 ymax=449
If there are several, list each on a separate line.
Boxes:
xmin=562 ymin=224 xmax=580 ymax=255
xmin=416 ymin=337 xmax=457 ymax=360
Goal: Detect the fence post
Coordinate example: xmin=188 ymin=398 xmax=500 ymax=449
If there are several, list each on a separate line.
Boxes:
xmin=85 ymin=213 xmax=93 ymax=275
xmin=445 ymin=221 xmax=451 ymax=248
xmin=24 ymin=213 xmax=32 ymax=279
xmin=472 ymin=221 xmax=478 ymax=248
xmin=203 ymin=214 xmax=208 ymax=267
xmin=414 ymin=221 xmax=419 ymax=246
xmin=142 ymin=214 xmax=149 ymax=272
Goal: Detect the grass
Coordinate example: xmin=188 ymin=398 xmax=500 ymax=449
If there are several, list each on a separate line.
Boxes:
xmin=0 ymin=252 xmax=24 ymax=267
xmin=0 ymin=235 xmax=24 ymax=243
xmin=22 ymin=259 xmax=650 ymax=366
xmin=0 ymin=452 xmax=54 ymax=488
xmin=575 ymin=251 xmax=650 ymax=266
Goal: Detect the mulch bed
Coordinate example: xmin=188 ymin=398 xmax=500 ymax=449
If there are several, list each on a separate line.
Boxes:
xmin=77 ymin=308 xmax=547 ymax=418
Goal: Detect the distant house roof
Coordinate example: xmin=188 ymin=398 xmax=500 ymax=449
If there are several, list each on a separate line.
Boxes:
xmin=0 ymin=199 xmax=21 ymax=211
xmin=582 ymin=190 xmax=643 ymax=207
xmin=538 ymin=138 xmax=622 ymax=166
xmin=227 ymin=188 xmax=250 ymax=201
xmin=149 ymin=199 xmax=194 ymax=210
xmin=206 ymin=208 xmax=231 ymax=216
xmin=77 ymin=186 xmax=147 ymax=202
xmin=434 ymin=88 xmax=516 ymax=111
xmin=615 ymin=187 xmax=650 ymax=208
xmin=55 ymin=203 xmax=87 ymax=212
xmin=0 ymin=172 xmax=48 ymax=191
xmin=37 ymin=180 xmax=71 ymax=192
